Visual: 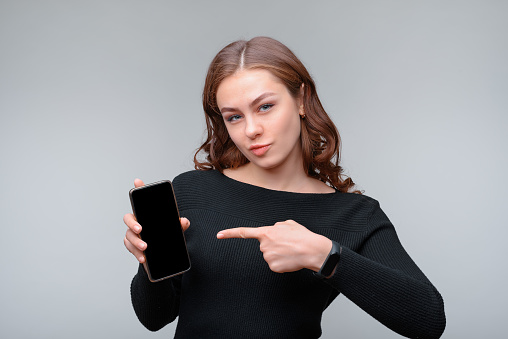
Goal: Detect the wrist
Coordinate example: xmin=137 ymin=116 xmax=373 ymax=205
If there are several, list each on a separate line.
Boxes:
xmin=305 ymin=235 xmax=333 ymax=272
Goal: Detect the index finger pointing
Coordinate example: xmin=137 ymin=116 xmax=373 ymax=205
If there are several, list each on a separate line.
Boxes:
xmin=217 ymin=227 xmax=262 ymax=240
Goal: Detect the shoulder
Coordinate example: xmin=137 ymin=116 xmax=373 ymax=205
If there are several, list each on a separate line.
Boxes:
xmin=171 ymin=170 xmax=226 ymax=210
xmin=337 ymin=193 xmax=395 ymax=235
xmin=332 ymin=191 xmax=380 ymax=216
xmin=309 ymin=192 xmax=386 ymax=233
xmin=172 ymin=169 xmax=221 ymax=188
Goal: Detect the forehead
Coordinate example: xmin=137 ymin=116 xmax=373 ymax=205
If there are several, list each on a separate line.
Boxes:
xmin=216 ymin=69 xmax=288 ymax=107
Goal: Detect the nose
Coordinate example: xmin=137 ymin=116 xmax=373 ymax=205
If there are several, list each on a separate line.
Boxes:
xmin=244 ymin=115 xmax=263 ymax=139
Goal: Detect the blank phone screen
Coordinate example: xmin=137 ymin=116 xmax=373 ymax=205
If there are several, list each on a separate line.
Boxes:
xmin=130 ymin=181 xmax=190 ymax=281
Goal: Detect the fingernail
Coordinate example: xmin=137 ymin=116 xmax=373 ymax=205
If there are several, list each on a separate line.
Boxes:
xmin=217 ymin=233 xmax=224 ymax=239
xmin=139 ymin=242 xmax=146 ymax=250
xmin=135 ymin=224 xmax=141 ymax=232
xmin=139 ymin=256 xmax=144 ymax=263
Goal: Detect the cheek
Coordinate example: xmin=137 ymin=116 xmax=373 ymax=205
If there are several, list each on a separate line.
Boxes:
xmin=224 ymin=125 xmax=243 ymax=149
xmin=286 ymin=113 xmax=302 ymax=140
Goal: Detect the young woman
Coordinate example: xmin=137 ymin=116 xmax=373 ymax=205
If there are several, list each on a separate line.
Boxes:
xmin=123 ymin=37 xmax=446 ymax=338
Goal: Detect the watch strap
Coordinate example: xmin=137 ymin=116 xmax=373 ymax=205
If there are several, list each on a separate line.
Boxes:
xmin=314 ymin=240 xmax=341 ymax=279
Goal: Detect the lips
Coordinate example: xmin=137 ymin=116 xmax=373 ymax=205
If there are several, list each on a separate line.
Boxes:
xmin=249 ymin=144 xmax=271 ymax=156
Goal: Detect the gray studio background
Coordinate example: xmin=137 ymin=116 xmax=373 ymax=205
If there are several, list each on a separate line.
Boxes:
xmin=1 ymin=1 xmax=506 ymax=338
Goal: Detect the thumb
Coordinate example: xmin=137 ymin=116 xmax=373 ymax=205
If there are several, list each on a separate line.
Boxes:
xmin=134 ymin=178 xmax=145 ymax=188
xmin=180 ymin=217 xmax=191 ymax=232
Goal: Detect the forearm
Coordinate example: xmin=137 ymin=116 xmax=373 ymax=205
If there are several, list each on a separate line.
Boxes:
xmin=325 ymin=247 xmax=446 ymax=339
xmin=130 ymin=264 xmax=180 ymax=331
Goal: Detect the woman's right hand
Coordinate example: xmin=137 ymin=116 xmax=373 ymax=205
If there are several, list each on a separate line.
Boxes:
xmin=123 ymin=178 xmax=191 ymax=263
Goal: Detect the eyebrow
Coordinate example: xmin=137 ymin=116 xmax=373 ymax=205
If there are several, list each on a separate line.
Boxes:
xmin=220 ymin=92 xmax=276 ymax=114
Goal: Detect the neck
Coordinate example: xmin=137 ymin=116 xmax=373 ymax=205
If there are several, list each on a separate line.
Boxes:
xmin=224 ymin=144 xmax=334 ymax=194
xmin=242 ymin=162 xmax=309 ymax=192
xmin=225 ymin=146 xmax=322 ymax=193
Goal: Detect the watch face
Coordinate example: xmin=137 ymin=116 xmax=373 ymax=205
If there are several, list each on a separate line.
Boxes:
xmin=321 ymin=252 xmax=340 ymax=277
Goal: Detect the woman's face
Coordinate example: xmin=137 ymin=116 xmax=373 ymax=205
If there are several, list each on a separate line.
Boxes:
xmin=216 ymin=69 xmax=303 ymax=172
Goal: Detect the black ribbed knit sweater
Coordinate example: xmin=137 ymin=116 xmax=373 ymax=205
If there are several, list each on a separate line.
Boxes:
xmin=130 ymin=170 xmax=446 ymax=338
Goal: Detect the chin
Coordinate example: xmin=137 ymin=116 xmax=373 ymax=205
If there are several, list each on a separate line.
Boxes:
xmin=249 ymin=159 xmax=284 ymax=171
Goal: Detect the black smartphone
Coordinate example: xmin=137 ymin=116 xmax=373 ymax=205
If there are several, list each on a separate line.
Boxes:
xmin=129 ymin=180 xmax=191 ymax=282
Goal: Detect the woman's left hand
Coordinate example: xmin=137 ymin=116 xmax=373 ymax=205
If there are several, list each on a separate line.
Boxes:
xmin=217 ymin=220 xmax=332 ymax=273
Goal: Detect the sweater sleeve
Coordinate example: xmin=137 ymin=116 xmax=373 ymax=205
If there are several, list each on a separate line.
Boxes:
xmin=130 ymin=263 xmax=181 ymax=331
xmin=323 ymin=201 xmax=446 ymax=339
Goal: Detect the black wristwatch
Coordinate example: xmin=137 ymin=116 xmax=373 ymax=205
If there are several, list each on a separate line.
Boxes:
xmin=314 ymin=240 xmax=341 ymax=279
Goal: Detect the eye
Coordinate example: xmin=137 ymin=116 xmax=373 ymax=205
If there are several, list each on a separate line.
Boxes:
xmin=226 ymin=114 xmax=242 ymax=122
xmin=259 ymin=104 xmax=273 ymax=112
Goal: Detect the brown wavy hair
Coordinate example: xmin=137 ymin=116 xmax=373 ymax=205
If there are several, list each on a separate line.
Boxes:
xmin=194 ymin=36 xmax=360 ymax=194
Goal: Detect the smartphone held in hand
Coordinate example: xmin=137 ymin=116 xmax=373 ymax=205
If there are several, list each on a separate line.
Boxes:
xmin=129 ymin=180 xmax=191 ymax=282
